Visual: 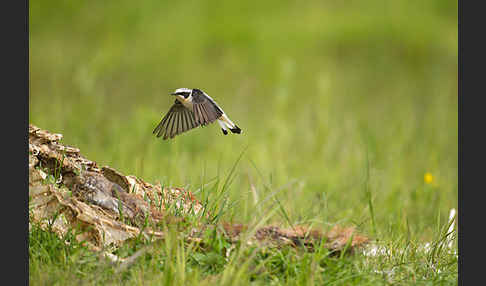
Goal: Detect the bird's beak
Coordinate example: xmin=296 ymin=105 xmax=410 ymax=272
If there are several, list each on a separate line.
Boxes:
xmin=170 ymin=92 xmax=177 ymax=96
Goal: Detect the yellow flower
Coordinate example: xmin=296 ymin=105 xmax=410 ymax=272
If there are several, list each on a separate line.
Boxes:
xmin=424 ymin=172 xmax=434 ymax=184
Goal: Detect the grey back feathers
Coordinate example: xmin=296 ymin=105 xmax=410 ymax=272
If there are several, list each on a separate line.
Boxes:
xmin=191 ymin=89 xmax=223 ymax=126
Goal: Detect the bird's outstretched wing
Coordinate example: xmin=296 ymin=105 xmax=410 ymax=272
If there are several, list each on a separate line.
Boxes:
xmin=192 ymin=91 xmax=224 ymax=126
xmin=153 ymin=100 xmax=199 ymax=140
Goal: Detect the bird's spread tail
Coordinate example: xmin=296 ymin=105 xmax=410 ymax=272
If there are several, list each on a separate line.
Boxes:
xmin=230 ymin=125 xmax=242 ymax=134
xmin=218 ymin=116 xmax=241 ymax=135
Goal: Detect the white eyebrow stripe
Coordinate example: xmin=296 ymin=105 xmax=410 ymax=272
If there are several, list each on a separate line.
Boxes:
xmin=174 ymin=88 xmax=192 ymax=94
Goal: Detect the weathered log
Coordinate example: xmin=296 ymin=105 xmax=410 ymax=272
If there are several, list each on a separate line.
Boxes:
xmin=29 ymin=123 xmax=368 ymax=259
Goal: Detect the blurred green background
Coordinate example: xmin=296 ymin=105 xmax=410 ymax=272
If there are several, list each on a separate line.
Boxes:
xmin=29 ymin=0 xmax=457 ymax=240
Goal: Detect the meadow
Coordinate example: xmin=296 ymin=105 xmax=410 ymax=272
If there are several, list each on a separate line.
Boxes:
xmin=29 ymin=0 xmax=458 ymax=284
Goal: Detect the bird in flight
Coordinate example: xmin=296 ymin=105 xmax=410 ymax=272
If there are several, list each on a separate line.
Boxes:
xmin=153 ymin=88 xmax=242 ymax=140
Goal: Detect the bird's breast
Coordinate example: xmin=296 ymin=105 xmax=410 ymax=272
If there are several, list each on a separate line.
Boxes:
xmin=175 ymin=96 xmax=194 ymax=110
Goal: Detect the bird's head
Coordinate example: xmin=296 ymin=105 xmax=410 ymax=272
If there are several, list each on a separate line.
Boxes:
xmin=171 ymin=88 xmax=193 ymax=101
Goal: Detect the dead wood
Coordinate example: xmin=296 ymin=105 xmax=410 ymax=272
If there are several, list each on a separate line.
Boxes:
xmin=29 ymin=124 xmax=368 ymax=261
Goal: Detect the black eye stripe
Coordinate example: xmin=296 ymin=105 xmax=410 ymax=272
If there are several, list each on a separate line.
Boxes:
xmin=174 ymin=90 xmax=192 ymax=98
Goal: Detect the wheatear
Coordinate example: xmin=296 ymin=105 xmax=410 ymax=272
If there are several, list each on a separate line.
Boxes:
xmin=153 ymin=88 xmax=242 ymax=140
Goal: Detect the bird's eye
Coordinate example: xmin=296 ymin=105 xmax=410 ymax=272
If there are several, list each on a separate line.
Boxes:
xmin=183 ymin=92 xmax=190 ymax=99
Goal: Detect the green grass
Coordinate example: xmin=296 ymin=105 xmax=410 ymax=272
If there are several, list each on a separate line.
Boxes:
xmin=29 ymin=0 xmax=457 ymax=284
xmin=29 ymin=216 xmax=457 ymax=285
